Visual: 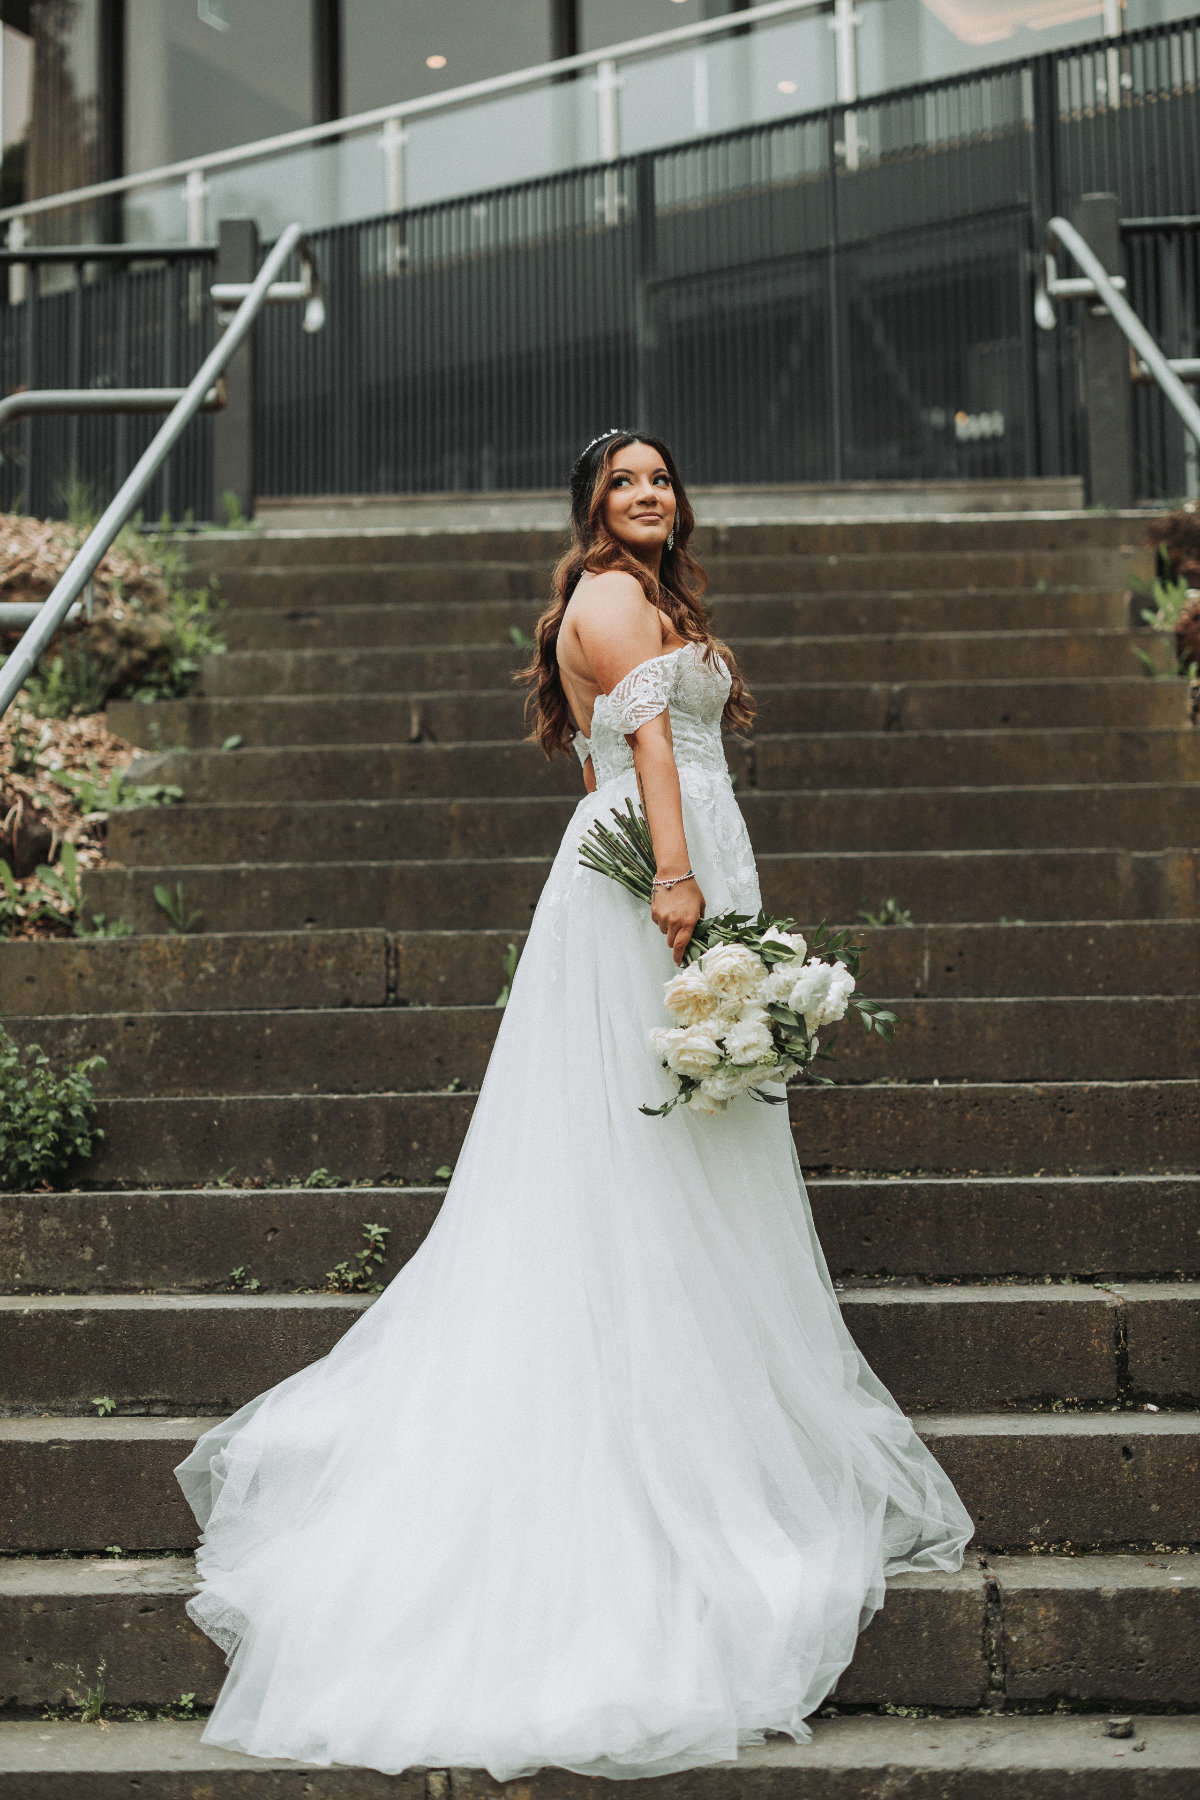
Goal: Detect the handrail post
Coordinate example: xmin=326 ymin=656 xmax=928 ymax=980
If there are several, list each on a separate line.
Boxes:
xmin=211 ymin=218 xmax=259 ymax=525
xmin=1075 ymin=192 xmax=1134 ymax=508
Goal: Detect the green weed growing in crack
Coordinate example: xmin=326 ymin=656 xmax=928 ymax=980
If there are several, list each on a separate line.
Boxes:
xmin=301 ymin=1167 xmax=341 ymax=1189
xmin=858 ymin=897 xmax=914 ymax=928
xmin=77 ymin=1659 xmax=107 ymax=1724
xmin=495 ymin=940 xmax=520 ymax=1007
xmin=228 ymin=1266 xmax=262 ymax=1293
xmin=153 ymin=881 xmax=204 ymax=934
xmin=91 ymin=1396 xmax=115 ymax=1417
xmin=326 ymin=1222 xmax=391 ymax=1294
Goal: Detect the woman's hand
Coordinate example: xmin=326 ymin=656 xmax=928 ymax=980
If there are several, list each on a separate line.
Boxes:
xmin=651 ymin=875 xmax=706 ymax=964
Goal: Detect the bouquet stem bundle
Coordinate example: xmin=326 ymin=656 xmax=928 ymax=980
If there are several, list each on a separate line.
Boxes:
xmin=579 ymin=799 xmax=897 ymax=1116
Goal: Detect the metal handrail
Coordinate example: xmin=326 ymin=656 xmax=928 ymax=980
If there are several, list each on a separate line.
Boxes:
xmin=1035 ymin=215 xmax=1200 ymax=445
xmin=0 ymin=222 xmax=320 ymax=720
xmin=0 ymin=386 xmax=224 ymax=431
xmin=0 ymin=0 xmax=827 ymax=233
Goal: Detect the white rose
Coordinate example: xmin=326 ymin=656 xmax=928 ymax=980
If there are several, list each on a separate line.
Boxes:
xmin=760 ymin=926 xmax=807 ymax=963
xmin=698 ymin=942 xmax=764 ymax=1003
xmin=662 ymin=963 xmax=721 ymax=1027
xmin=760 ymin=964 xmax=800 ymax=1006
xmin=654 ymin=1024 xmax=723 ymax=1079
xmin=722 ymin=1012 xmax=775 ymax=1065
xmin=790 ymin=958 xmax=856 ymax=1033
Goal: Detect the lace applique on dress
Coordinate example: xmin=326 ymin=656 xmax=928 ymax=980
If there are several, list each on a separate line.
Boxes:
xmin=572 ymin=732 xmax=593 ymax=768
xmin=601 ymin=654 xmax=676 ymax=736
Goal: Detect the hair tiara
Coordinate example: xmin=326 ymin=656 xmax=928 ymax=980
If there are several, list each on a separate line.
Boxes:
xmin=575 ymin=427 xmax=627 ymax=464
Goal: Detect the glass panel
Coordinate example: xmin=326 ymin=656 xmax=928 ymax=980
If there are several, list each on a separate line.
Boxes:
xmin=404 ymin=82 xmax=590 ymax=209
xmin=1 ymin=21 xmax=34 ymax=209
xmin=344 ymin=0 xmax=552 ymax=114
xmin=580 ymin=1 xmax=739 ymax=54
xmin=125 ymin=0 xmax=311 ymax=175
xmin=202 ymin=133 xmax=385 ymax=241
xmin=25 ymin=0 xmax=100 ymax=240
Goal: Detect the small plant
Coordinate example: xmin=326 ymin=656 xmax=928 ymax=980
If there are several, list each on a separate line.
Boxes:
xmin=302 ymin=1167 xmax=341 ymax=1188
xmin=443 ymin=1075 xmax=464 ymax=1093
xmin=227 ymin=1265 xmax=262 ymax=1293
xmin=998 ymin=915 xmax=1026 ymax=927
xmin=177 ymin=1691 xmax=196 ymax=1715
xmin=127 ymin=582 xmax=228 ymax=702
xmin=0 ymin=860 xmax=21 ymax=936
xmin=218 ymin=489 xmax=258 ymax=531
xmin=91 ymin=1396 xmax=116 ymax=1417
xmin=77 ymin=1658 xmax=107 ymax=1725
xmin=30 ymin=840 xmax=82 ymax=922
xmin=103 ymin=1544 xmax=126 ymax=1558
xmin=75 ymin=911 xmax=135 ymax=939
xmin=0 ymin=1025 xmax=104 ymax=1190
xmin=857 ymin=897 xmax=914 ymax=928
xmin=495 ymin=940 xmax=519 ymax=1007
xmin=7 ymin=713 xmax=40 ymax=776
xmin=508 ymin=624 xmax=532 ymax=650
xmin=24 ymin=643 xmax=119 ymax=718
xmin=153 ymin=881 xmax=204 ymax=934
xmin=221 ymin=733 xmax=243 ymax=752
xmin=325 ymin=1221 xmax=391 ymax=1293
xmin=433 ymin=1164 xmax=453 ymax=1182
xmin=1131 ymin=546 xmax=1200 ymax=680
xmin=51 ymin=758 xmax=183 ymax=814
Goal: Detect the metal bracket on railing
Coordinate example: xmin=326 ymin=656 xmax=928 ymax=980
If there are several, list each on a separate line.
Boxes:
xmin=1035 ymin=214 xmax=1200 ymax=448
xmin=210 ymin=235 xmax=324 ymax=332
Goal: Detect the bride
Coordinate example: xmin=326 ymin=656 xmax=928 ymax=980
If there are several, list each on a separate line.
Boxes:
xmin=176 ymin=429 xmax=972 ymax=1781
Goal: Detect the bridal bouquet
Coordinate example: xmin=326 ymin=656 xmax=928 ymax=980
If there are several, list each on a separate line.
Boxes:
xmin=580 ymin=800 xmax=896 ymax=1117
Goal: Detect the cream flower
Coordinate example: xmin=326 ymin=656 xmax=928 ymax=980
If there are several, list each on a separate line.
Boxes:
xmin=662 ymin=963 xmax=721 ymax=1027
xmin=790 ymin=958 xmax=855 ymax=1033
xmin=654 ymin=1024 xmax=723 ymax=1079
xmin=760 ymin=964 xmax=800 ymax=1006
xmin=698 ymin=942 xmax=763 ymax=1004
xmin=722 ymin=1012 xmax=775 ymax=1065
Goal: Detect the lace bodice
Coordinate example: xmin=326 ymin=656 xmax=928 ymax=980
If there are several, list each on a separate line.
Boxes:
xmin=573 ymin=644 xmax=732 ymax=788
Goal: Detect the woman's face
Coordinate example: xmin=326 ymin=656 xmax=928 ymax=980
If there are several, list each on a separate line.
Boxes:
xmin=601 ymin=440 xmax=677 ymax=560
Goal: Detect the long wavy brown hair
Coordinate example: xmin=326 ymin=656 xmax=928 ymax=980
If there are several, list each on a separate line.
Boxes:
xmin=517 ymin=430 xmax=755 ymax=758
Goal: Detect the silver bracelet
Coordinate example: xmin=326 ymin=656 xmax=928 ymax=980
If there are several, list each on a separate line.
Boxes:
xmin=651 ymin=869 xmax=695 ymax=891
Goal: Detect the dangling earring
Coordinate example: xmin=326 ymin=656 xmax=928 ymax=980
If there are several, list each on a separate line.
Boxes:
xmin=666 ymin=527 xmax=675 ymax=551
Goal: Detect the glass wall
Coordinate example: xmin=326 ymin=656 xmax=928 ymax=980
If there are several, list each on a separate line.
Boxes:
xmin=124 ymin=0 xmax=312 ymax=174
xmin=343 ymin=0 xmax=553 ymax=113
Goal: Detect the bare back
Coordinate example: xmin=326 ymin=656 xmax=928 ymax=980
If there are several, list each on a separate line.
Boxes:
xmin=558 ymin=571 xmax=687 ymax=738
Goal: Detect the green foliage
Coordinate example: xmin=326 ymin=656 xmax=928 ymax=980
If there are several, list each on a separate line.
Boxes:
xmin=50 ymin=757 xmax=183 ymax=813
xmin=127 ymin=580 xmax=228 ymax=701
xmin=0 ymin=1023 xmax=105 ymax=1190
xmin=91 ymin=1396 xmax=115 ymax=1417
xmin=55 ymin=470 xmax=101 ymax=530
xmin=494 ymin=939 xmax=519 ymax=1007
xmin=857 ymin=897 xmax=914 ymax=928
xmin=302 ymin=1166 xmax=341 ymax=1188
xmin=433 ymin=1164 xmax=453 ymax=1182
xmin=77 ymin=1659 xmax=108 ymax=1724
xmin=74 ymin=911 xmax=135 ymax=939
xmin=23 ymin=642 xmax=119 ymax=718
xmin=326 ymin=1221 xmax=391 ymax=1293
xmin=508 ymin=624 xmax=532 ymax=650
xmin=7 ymin=713 xmax=41 ymax=775
xmin=1131 ymin=546 xmax=1199 ymax=680
xmin=221 ymin=733 xmax=243 ymax=752
xmin=153 ymin=880 xmax=204 ymax=934
xmin=31 ymin=839 xmax=81 ymax=917
xmin=217 ymin=489 xmax=259 ymax=531
xmin=227 ymin=1265 xmax=262 ymax=1293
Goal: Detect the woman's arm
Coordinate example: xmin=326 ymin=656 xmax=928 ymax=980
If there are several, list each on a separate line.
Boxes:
xmin=571 ymin=575 xmax=705 ymax=964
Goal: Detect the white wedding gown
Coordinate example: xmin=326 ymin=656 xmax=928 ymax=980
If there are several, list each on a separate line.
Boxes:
xmin=177 ymin=643 xmax=972 ymax=1780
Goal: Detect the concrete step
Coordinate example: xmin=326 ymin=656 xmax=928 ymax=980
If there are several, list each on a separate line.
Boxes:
xmin=2 ymin=1282 xmax=1196 ymax=1415
xmin=82 ymin=848 xmax=1200 ymax=934
xmin=12 ymin=1550 xmax=1194 ymax=1717
xmin=131 ymin=728 xmax=1200 ymax=803
xmin=5 ymin=924 xmax=1199 ymax=1020
xmin=11 ymin=998 xmax=1200 ymax=1099
xmin=107 ymin=678 xmax=1193 ymax=749
xmin=3 ymin=1714 xmax=1200 ymax=1800
xmin=105 ymin=786 xmax=1200 ymax=865
xmin=197 ymin=633 xmax=1141 ymax=696
xmin=218 ymin=589 xmax=1132 ymax=649
xmin=71 ymin=1080 xmax=1200 ymax=1185
xmin=5 ymin=1176 xmax=1197 ymax=1294
xmin=2 ymin=1411 xmax=1196 ymax=1555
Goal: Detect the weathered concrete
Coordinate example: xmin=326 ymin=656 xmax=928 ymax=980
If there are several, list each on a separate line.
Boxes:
xmin=5 ymin=1178 xmax=1197 ymax=1296
xmin=138 ymin=728 xmax=1200 ymax=806
xmin=5 ymin=1413 xmax=1195 ymax=1555
xmin=10 ymin=998 xmax=1200 ymax=1100
xmin=81 ymin=848 xmax=1200 ymax=935
xmin=994 ymin=1552 xmax=1200 ymax=1705
xmin=0 ymin=931 xmax=390 ymax=1017
xmin=5 ymin=1713 xmax=1200 ymax=1799
xmin=1125 ymin=1284 xmax=1200 ymax=1405
xmin=105 ymin=785 xmax=1200 ymax=867
xmin=220 ymin=588 xmax=1131 ymax=650
xmin=108 ymin=677 xmax=1194 ymax=751
xmin=1 ymin=1187 xmax=445 ymax=1294
xmin=808 ymin=1176 xmax=1200 ymax=1279
xmin=199 ymin=632 xmax=1139 ymax=698
xmin=5 ymin=1286 xmax=1194 ymax=1414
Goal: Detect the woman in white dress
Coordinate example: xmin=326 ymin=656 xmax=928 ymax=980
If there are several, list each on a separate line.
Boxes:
xmin=177 ymin=429 xmax=972 ymax=1781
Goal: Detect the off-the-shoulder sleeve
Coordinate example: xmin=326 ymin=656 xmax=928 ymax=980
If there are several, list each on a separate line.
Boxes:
xmin=572 ymin=732 xmax=592 ymax=767
xmin=602 ymin=654 xmax=675 ymax=736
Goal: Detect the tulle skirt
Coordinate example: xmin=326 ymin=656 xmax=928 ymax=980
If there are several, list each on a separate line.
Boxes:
xmin=177 ymin=763 xmax=972 ymax=1780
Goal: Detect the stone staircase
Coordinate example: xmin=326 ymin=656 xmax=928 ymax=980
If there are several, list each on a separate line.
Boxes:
xmin=1 ymin=512 xmax=1198 ymax=1794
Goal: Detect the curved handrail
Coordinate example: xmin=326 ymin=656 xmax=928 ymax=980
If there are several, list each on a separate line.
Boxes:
xmin=0 ymin=222 xmax=319 ymax=719
xmin=0 ymin=386 xmax=224 ymax=431
xmin=1035 ymin=214 xmax=1200 ymax=447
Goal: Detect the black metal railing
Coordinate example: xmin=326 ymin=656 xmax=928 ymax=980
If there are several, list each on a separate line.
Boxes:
xmin=4 ymin=12 xmax=1200 ymax=514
